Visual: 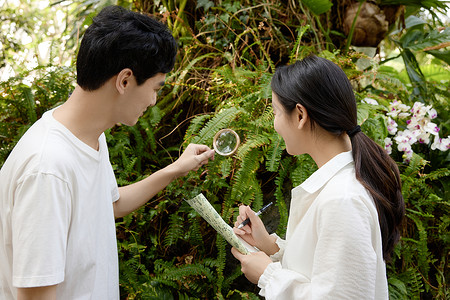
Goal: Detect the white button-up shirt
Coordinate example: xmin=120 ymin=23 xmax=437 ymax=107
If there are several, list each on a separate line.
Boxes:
xmin=258 ymin=151 xmax=388 ymax=299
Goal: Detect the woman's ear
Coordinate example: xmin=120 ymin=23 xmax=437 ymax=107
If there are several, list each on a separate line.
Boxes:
xmin=115 ymin=68 xmax=133 ymax=94
xmin=295 ymin=103 xmax=308 ymax=129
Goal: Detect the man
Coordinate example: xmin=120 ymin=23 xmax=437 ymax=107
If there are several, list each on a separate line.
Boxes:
xmin=0 ymin=6 xmax=214 ymax=299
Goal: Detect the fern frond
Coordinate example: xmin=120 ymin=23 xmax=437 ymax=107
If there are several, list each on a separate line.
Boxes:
xmin=215 ymin=235 xmax=227 ymax=295
xmin=117 ymin=156 xmax=138 ymax=183
xmin=223 ymin=265 xmax=243 ymax=291
xmin=375 ymin=72 xmax=409 ymax=92
xmin=184 ymin=113 xmax=212 ymax=142
xmin=138 ymin=117 xmax=158 ymax=153
xmin=265 ymin=133 xmax=285 ymax=172
xmin=23 ymin=86 xmax=37 ymax=123
xmin=388 ymin=276 xmax=408 ymax=300
xmin=274 ymin=157 xmax=291 ymax=237
xmin=403 ymin=153 xmax=428 ymax=178
xmin=423 ymin=168 xmax=450 ymax=181
xmin=289 ymin=25 xmax=310 ymax=63
xmin=229 ymin=148 xmax=262 ymax=205
xmin=219 ymin=158 xmax=232 ymax=178
xmin=226 ymin=289 xmax=261 ymax=300
xmin=406 ymin=211 xmax=431 ymax=277
xmin=253 ymin=105 xmax=274 ymax=127
xmin=235 ymin=132 xmax=271 ymax=161
xmin=290 ymin=154 xmax=317 ymax=186
xmin=190 ymin=107 xmax=242 ymax=145
xmin=158 ymin=262 xmax=214 ymax=282
xmin=164 ymin=213 xmax=185 ymax=247
xmin=171 ymin=53 xmax=219 ymax=95
xmin=188 ymin=218 xmax=204 ymax=246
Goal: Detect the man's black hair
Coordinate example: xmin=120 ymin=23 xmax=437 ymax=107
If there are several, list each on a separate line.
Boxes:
xmin=76 ymin=6 xmax=177 ymax=91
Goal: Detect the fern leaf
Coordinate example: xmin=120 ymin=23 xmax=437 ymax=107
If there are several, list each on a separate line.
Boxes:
xmin=289 ymin=25 xmax=311 ymax=63
xmin=424 ymin=168 xmax=450 ymax=181
xmin=23 ymin=86 xmax=37 ymax=123
xmin=191 ymin=107 xmax=242 ymax=145
xmin=235 ymin=132 xmax=271 ymax=161
xmin=274 ymin=157 xmax=291 ymax=237
xmin=215 ymin=235 xmax=227 ymax=294
xmin=164 ymin=213 xmax=185 ymax=247
xmin=406 ymin=211 xmax=431 ymax=277
xmin=171 ymin=53 xmax=219 ymax=95
xmin=265 ymin=132 xmax=285 ymax=172
xmin=290 ymin=154 xmax=317 ymax=186
xmin=188 ymin=218 xmax=204 ymax=246
xmin=230 ymin=148 xmax=262 ymax=205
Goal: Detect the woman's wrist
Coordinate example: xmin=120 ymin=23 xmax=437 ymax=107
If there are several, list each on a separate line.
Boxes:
xmin=258 ymin=234 xmax=280 ymax=256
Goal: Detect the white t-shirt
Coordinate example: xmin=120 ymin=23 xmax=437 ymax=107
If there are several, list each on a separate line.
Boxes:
xmin=258 ymin=151 xmax=388 ymax=299
xmin=0 ymin=109 xmax=120 ymax=299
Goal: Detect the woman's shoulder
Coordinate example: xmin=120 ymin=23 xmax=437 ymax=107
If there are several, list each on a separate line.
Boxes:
xmin=316 ymin=165 xmax=375 ymax=212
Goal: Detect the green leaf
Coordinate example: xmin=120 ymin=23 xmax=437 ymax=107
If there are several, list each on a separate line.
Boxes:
xmin=400 ymin=49 xmax=428 ymax=99
xmin=420 ymin=63 xmax=450 ymax=81
xmin=171 ymin=53 xmax=218 ymax=96
xmin=300 ymin=0 xmax=333 ymax=16
xmin=408 ymin=28 xmax=450 ymax=52
xmin=196 ymin=0 xmax=214 ymax=11
xmin=266 ymin=133 xmax=285 ymax=172
xmin=388 ymin=277 xmax=408 ymax=300
xmin=426 ymin=49 xmax=450 ymax=65
xmin=23 ymin=86 xmax=37 ymax=124
xmin=379 ymin=0 xmax=448 ymax=10
xmin=400 ymin=27 xmax=425 ymax=49
xmin=404 ymin=15 xmax=427 ymax=29
xmin=191 ymin=107 xmax=241 ymax=145
xmin=356 ymin=103 xmax=371 ymax=126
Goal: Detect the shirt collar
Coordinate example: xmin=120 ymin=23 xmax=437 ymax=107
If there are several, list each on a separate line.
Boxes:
xmin=293 ymin=151 xmax=354 ymax=196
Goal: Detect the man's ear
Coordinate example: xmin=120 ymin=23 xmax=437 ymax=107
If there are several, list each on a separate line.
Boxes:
xmin=115 ymin=68 xmax=133 ymax=94
xmin=296 ymin=103 xmax=309 ymax=129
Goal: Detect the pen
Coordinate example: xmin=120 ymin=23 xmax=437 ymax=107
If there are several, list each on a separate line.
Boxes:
xmin=237 ymin=202 xmax=273 ymax=229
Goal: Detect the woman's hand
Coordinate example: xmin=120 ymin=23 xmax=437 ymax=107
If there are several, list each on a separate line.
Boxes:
xmin=233 ymin=205 xmax=279 ymax=255
xmin=169 ymin=144 xmax=215 ymax=178
xmin=231 ymin=247 xmax=272 ymax=284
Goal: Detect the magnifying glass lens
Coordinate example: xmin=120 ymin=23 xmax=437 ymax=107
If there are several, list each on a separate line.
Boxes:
xmin=213 ymin=129 xmax=240 ymax=156
xmin=217 ymin=132 xmax=237 ymax=153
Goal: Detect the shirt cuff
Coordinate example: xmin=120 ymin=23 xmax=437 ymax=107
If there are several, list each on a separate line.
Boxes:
xmin=269 ymin=233 xmax=286 ymax=262
xmin=13 ymin=272 xmax=64 ymax=288
xmin=258 ymin=262 xmax=282 ymax=297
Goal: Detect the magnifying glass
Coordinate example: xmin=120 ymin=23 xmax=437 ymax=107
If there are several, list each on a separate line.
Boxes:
xmin=213 ymin=129 xmax=240 ymax=156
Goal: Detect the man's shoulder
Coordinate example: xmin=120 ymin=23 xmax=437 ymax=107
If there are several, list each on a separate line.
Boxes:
xmin=1 ymin=119 xmax=79 ymax=180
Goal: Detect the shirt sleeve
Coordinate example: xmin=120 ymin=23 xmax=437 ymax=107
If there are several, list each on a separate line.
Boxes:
xmin=107 ymin=162 xmax=119 ymax=202
xmin=12 ymin=172 xmax=71 ymax=288
xmin=101 ymin=133 xmax=119 ymax=203
xmin=268 ymin=233 xmax=286 ymax=262
xmin=258 ymin=195 xmax=378 ymax=299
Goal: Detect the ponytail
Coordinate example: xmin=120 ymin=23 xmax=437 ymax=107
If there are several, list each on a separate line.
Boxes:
xmin=350 ymin=131 xmax=404 ymax=261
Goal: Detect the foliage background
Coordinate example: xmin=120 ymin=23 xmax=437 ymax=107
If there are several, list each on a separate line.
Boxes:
xmin=1 ymin=0 xmax=449 ymax=299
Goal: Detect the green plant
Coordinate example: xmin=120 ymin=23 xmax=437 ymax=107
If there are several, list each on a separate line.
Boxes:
xmin=0 ymin=66 xmax=75 ymax=164
xmin=350 ymin=52 xmax=449 ymax=298
xmin=1 ymin=1 xmax=448 ymax=299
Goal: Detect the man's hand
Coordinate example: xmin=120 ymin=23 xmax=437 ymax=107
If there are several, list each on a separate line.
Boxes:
xmin=169 ymin=144 xmax=215 ymax=178
xmin=115 ymin=143 xmax=214 ymax=218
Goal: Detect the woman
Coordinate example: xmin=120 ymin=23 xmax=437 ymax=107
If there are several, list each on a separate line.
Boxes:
xmin=231 ymin=55 xmax=404 ymax=299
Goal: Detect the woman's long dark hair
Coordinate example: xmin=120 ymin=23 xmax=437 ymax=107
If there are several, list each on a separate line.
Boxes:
xmin=271 ymin=55 xmax=404 ymax=261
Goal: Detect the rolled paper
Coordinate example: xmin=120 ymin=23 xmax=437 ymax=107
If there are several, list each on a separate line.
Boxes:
xmin=186 ymin=193 xmax=257 ymax=255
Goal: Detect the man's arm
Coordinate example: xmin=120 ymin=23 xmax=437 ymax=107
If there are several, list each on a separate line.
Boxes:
xmin=113 ymin=144 xmax=214 ymax=218
xmin=17 ymin=285 xmax=57 ymax=300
